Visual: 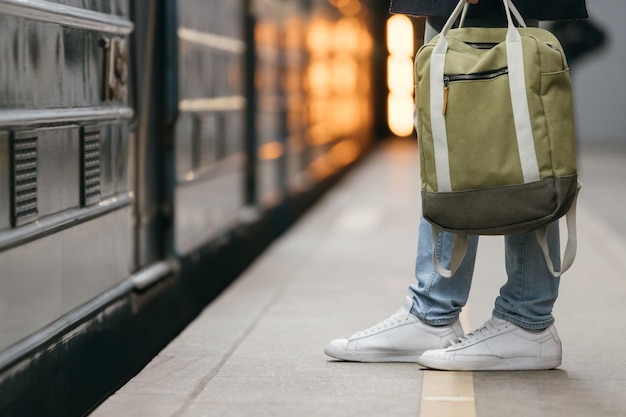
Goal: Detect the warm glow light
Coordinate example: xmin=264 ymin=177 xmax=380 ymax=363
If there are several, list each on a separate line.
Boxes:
xmin=339 ymin=1 xmax=361 ymax=17
xmin=329 ymin=0 xmax=362 ymax=16
xmin=305 ymin=7 xmax=372 ymax=151
xmin=386 ymin=14 xmax=414 ymax=137
xmin=258 ymin=141 xmax=284 ymax=160
xmin=387 ymin=56 xmax=414 ymax=93
xmin=306 ymin=17 xmax=331 ymax=56
xmin=333 ymin=18 xmax=360 ymax=54
xmin=386 ymin=15 xmax=414 ymax=57
xmin=358 ymin=26 xmax=374 ymax=56
xmin=306 ymin=61 xmax=331 ymax=96
xmin=388 ymin=94 xmax=414 ymax=137
xmin=329 ymin=98 xmax=361 ymax=135
xmin=306 ymin=124 xmax=333 ymax=146
xmin=308 ymin=154 xmax=336 ymax=180
xmin=255 ymin=21 xmax=278 ymax=47
xmin=328 ymin=139 xmax=360 ymax=167
xmin=284 ymin=17 xmax=304 ymax=50
xmin=331 ymin=58 xmax=358 ymax=94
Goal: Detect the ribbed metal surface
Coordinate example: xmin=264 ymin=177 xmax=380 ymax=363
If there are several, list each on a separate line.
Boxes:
xmin=0 ymin=107 xmax=134 ymax=128
xmin=0 ymin=0 xmax=134 ymax=34
xmin=81 ymin=126 xmax=101 ymax=206
xmin=11 ymin=132 xmax=38 ymax=226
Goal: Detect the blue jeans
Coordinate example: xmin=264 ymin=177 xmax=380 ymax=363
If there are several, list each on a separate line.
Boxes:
xmin=409 ymin=216 xmax=561 ymax=330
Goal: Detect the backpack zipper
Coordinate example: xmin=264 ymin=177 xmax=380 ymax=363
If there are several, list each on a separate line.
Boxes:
xmin=442 ymin=67 xmax=509 ymax=115
xmin=464 ymin=42 xmax=499 ymax=49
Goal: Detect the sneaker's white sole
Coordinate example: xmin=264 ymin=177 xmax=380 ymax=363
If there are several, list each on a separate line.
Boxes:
xmin=325 ymin=346 xmax=423 ymax=363
xmin=417 ymin=356 xmax=562 ymax=371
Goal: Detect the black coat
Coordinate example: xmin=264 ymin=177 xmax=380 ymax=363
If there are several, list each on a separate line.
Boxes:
xmin=389 ymin=0 xmax=588 ymax=21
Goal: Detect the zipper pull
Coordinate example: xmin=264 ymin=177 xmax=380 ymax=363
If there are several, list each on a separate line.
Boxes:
xmin=442 ymin=76 xmax=450 ymax=115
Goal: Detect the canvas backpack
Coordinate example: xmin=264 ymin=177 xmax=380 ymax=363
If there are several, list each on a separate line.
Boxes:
xmin=414 ymin=0 xmax=581 ymax=278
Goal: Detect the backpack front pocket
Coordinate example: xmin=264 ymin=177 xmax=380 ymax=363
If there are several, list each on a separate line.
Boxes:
xmin=442 ymin=68 xmax=525 ymax=191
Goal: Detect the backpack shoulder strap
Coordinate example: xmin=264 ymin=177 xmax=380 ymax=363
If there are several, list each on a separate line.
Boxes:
xmin=535 ymin=183 xmax=581 ymax=277
xmin=431 ymin=225 xmax=469 ymax=278
xmin=432 ymin=182 xmax=580 ymax=279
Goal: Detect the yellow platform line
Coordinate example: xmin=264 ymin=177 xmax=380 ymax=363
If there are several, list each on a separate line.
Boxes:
xmin=419 ymin=311 xmax=476 ymax=417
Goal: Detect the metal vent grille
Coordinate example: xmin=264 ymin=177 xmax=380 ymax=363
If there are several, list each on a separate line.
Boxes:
xmin=12 ymin=132 xmax=38 ymax=226
xmin=81 ymin=126 xmax=101 ymax=206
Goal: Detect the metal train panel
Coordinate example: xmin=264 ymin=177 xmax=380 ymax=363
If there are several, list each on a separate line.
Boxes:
xmin=174 ymin=0 xmax=246 ymax=255
xmin=0 ymin=206 xmax=132 ymax=351
xmin=0 ymin=0 xmax=134 ymax=349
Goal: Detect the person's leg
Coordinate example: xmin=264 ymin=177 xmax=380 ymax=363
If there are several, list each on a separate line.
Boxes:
xmin=495 ymin=221 xmax=560 ymax=329
xmin=324 ymin=16 xmax=481 ymax=362
xmin=409 ymin=215 xmax=478 ymax=326
xmin=418 ymin=222 xmax=563 ymax=371
xmin=324 ymin=215 xmax=478 ymax=362
xmin=409 ymin=16 xmax=481 ymax=326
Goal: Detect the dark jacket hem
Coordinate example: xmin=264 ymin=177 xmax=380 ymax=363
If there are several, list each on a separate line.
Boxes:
xmin=389 ymin=0 xmax=588 ymax=21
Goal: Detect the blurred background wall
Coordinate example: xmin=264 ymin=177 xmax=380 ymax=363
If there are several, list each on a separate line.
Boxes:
xmin=570 ymin=0 xmax=626 ymax=146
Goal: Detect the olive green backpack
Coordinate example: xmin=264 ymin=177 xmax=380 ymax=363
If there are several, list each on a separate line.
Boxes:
xmin=414 ymin=0 xmax=581 ymax=277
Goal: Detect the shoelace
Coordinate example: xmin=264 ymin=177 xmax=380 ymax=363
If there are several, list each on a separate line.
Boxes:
xmin=353 ymin=309 xmax=410 ymax=337
xmin=448 ymin=318 xmax=511 ymax=348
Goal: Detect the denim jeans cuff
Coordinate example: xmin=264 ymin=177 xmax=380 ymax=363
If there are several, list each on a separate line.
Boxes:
xmin=492 ymin=310 xmax=554 ymax=330
xmin=410 ymin=304 xmax=460 ymax=327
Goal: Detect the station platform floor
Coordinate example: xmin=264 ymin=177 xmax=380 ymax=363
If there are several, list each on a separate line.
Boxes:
xmin=90 ymin=138 xmax=626 ymax=417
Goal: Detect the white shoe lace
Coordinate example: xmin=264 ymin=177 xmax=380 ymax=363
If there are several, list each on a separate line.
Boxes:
xmin=352 ymin=309 xmax=411 ymax=338
xmin=448 ymin=318 xmax=511 ymax=348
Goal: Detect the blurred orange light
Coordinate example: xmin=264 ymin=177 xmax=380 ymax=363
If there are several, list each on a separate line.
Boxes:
xmin=358 ymin=26 xmax=374 ymax=56
xmin=331 ymin=58 xmax=358 ymax=94
xmin=328 ymin=0 xmax=350 ymax=7
xmin=337 ymin=0 xmax=361 ymax=16
xmin=255 ymin=21 xmax=278 ymax=47
xmin=329 ymin=139 xmax=360 ymax=167
xmin=329 ymin=98 xmax=361 ymax=136
xmin=308 ymin=154 xmax=336 ymax=180
xmin=333 ymin=18 xmax=361 ymax=53
xmin=388 ymin=94 xmax=414 ymax=137
xmin=258 ymin=141 xmax=284 ymax=160
xmin=306 ymin=124 xmax=333 ymax=146
xmin=387 ymin=15 xmax=414 ymax=57
xmin=387 ymin=56 xmax=414 ymax=94
xmin=386 ymin=14 xmax=415 ymax=137
xmin=306 ymin=61 xmax=331 ymax=96
xmin=284 ymin=17 xmax=304 ymax=50
xmin=306 ymin=17 xmax=331 ymax=56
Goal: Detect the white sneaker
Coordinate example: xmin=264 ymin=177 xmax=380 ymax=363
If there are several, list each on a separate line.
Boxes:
xmin=324 ymin=296 xmax=464 ymax=362
xmin=417 ymin=317 xmax=562 ymax=371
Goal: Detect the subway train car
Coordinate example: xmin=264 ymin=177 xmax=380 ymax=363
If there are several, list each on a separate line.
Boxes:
xmin=0 ymin=0 xmax=390 ymax=415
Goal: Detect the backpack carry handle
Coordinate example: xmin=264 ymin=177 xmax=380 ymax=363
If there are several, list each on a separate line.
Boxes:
xmin=455 ymin=0 xmax=527 ymax=32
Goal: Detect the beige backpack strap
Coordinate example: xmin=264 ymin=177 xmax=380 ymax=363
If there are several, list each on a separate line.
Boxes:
xmin=431 ymin=225 xmax=469 ymax=278
xmin=535 ymin=183 xmax=581 ymax=277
